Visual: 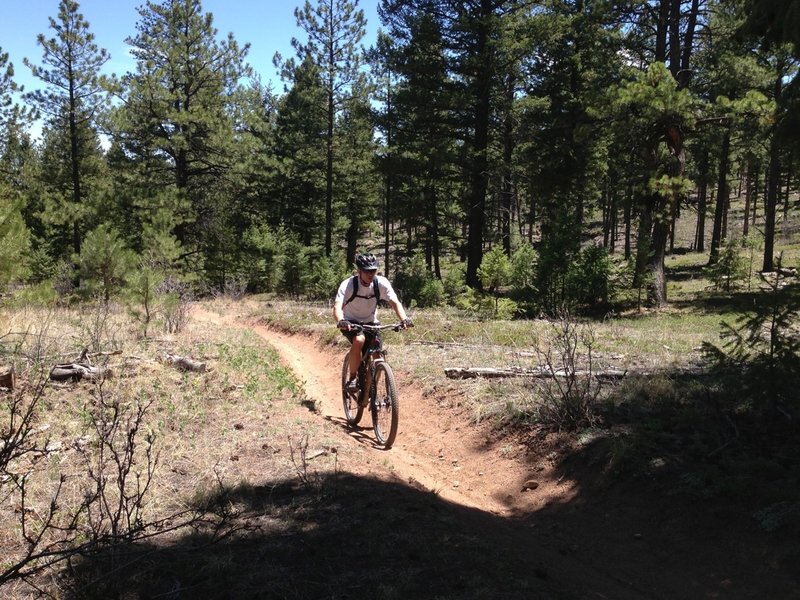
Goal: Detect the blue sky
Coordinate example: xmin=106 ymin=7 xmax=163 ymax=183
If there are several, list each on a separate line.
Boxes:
xmin=3 ymin=0 xmax=382 ymax=96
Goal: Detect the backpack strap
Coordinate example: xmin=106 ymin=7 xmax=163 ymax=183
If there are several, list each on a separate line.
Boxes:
xmin=344 ymin=275 xmax=359 ymax=307
xmin=343 ymin=275 xmax=381 ymax=307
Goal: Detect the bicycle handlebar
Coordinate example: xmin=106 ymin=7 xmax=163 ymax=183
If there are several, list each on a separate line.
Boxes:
xmin=341 ymin=322 xmax=406 ymax=333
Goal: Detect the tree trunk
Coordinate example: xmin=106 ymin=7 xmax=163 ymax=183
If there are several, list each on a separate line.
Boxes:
xmin=633 ymin=196 xmax=652 ymax=289
xmin=649 ymin=194 xmax=671 ymax=307
xmin=743 ymin=156 xmax=753 ymax=237
xmin=763 ymin=70 xmax=784 ymax=273
xmin=709 ymin=130 xmax=731 ymax=265
xmin=325 ymin=85 xmax=334 ymax=258
xmin=694 ymin=149 xmax=709 ymax=251
xmin=464 ymin=4 xmax=492 ymax=289
xmin=501 ymin=81 xmax=515 ymax=256
xmin=624 ymin=187 xmax=632 ymax=260
xmin=763 ymin=130 xmax=782 ymax=272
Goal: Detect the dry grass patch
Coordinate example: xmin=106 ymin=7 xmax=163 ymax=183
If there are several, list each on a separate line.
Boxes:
xmin=0 ymin=300 xmax=348 ymax=596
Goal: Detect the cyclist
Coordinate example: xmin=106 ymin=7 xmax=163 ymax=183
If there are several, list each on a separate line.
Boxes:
xmin=334 ymin=253 xmax=412 ymax=391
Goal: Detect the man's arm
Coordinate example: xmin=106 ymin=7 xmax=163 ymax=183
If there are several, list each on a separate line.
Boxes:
xmin=389 ymin=298 xmax=408 ymax=323
xmin=333 ymin=299 xmax=344 ymax=323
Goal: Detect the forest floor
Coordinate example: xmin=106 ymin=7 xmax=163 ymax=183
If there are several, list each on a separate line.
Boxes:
xmin=176 ymin=301 xmax=799 ymax=600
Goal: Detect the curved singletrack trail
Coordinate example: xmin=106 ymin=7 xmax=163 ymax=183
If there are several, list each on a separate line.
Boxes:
xmin=193 ymin=304 xmax=546 ymax=517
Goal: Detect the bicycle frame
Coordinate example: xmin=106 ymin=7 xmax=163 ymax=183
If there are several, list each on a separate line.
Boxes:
xmin=355 ymin=324 xmax=393 ymax=403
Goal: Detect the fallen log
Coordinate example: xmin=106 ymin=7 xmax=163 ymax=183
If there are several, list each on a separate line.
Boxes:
xmin=444 ymin=366 xmax=627 ymax=380
xmin=444 ymin=365 xmax=706 ymax=380
xmin=50 ymin=363 xmax=111 ymax=382
xmin=164 ymin=353 xmax=207 ymax=372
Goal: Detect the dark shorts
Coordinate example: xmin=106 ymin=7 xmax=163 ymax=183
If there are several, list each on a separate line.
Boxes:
xmin=340 ymin=321 xmax=378 ymax=343
xmin=340 ymin=329 xmax=360 ymax=343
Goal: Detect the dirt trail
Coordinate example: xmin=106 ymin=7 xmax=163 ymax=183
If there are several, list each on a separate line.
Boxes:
xmin=193 ymin=305 xmax=558 ymax=517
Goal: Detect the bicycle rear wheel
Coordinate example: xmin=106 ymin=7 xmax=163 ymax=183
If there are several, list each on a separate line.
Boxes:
xmin=341 ymin=354 xmax=363 ymax=425
xmin=371 ymin=361 xmax=399 ymax=448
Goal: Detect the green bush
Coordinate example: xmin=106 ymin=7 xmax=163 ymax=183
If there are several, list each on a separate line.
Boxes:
xmin=241 ymin=223 xmax=283 ymax=293
xmin=76 ymin=224 xmax=135 ymax=303
xmin=704 ymin=237 xmax=749 ymax=292
xmin=418 ymin=277 xmax=445 ymax=308
xmin=703 ymin=267 xmax=800 ymax=418
xmin=305 ymin=253 xmax=346 ymax=300
xmin=455 ymin=288 xmax=518 ymax=320
xmin=277 ymin=239 xmax=307 ymax=296
xmin=0 ymin=192 xmax=31 ymax=288
xmin=8 ymin=280 xmax=58 ymax=308
xmin=510 ymin=242 xmax=537 ymax=292
xmin=442 ymin=262 xmax=467 ymax=300
xmin=566 ymin=244 xmax=616 ymax=309
xmin=394 ymin=253 xmax=434 ymax=307
xmin=477 ymin=246 xmax=511 ymax=292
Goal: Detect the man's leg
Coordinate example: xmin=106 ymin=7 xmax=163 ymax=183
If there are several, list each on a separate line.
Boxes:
xmin=348 ymin=334 xmax=365 ymax=380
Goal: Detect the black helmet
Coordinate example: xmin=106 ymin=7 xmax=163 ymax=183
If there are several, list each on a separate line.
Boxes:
xmin=355 ymin=253 xmax=379 ymax=271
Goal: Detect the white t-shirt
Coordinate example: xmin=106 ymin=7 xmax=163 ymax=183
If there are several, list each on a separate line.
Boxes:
xmin=335 ymin=275 xmax=399 ymax=323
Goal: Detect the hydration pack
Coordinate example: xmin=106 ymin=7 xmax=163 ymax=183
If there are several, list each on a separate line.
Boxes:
xmin=343 ymin=275 xmax=381 ymax=308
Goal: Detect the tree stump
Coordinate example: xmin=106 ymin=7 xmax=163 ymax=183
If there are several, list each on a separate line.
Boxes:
xmin=0 ymin=364 xmax=15 ymax=391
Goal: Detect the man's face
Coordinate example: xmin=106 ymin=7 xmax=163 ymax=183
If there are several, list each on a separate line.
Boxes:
xmin=359 ymin=269 xmax=377 ymax=285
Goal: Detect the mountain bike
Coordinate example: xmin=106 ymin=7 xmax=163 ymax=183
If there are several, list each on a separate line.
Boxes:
xmin=340 ymin=323 xmax=403 ymax=449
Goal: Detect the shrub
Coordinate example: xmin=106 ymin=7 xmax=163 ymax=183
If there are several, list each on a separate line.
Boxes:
xmin=241 ymin=223 xmax=282 ymax=293
xmin=704 ymin=237 xmax=749 ymax=292
xmin=0 ymin=192 xmax=31 ymax=289
xmin=442 ymin=262 xmax=467 ymax=300
xmin=394 ymin=253 xmax=434 ymax=307
xmin=418 ymin=277 xmax=445 ymax=308
xmin=566 ymin=244 xmax=616 ymax=309
xmin=533 ymin=310 xmax=604 ymax=431
xmin=75 ymin=225 xmax=135 ymax=303
xmin=477 ymin=245 xmax=511 ymax=292
xmin=277 ymin=239 xmax=307 ymax=296
xmin=510 ymin=242 xmax=537 ymax=292
xmin=305 ymin=253 xmax=346 ymax=301
xmin=455 ymin=288 xmax=518 ymax=320
xmin=702 ymin=263 xmax=800 ymax=418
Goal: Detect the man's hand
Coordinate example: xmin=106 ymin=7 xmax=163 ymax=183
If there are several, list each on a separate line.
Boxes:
xmin=337 ymin=319 xmax=351 ymax=331
xmin=400 ymin=317 xmax=414 ymax=329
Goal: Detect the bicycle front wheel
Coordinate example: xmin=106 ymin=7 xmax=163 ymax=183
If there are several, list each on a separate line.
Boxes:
xmin=341 ymin=354 xmax=363 ymax=425
xmin=371 ymin=361 xmax=399 ymax=448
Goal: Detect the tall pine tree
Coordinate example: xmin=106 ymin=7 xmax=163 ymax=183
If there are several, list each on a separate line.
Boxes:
xmin=24 ymin=0 xmax=109 ymax=255
xmin=280 ymin=0 xmax=368 ymax=258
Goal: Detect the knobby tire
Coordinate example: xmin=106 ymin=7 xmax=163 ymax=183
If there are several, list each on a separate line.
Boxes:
xmin=341 ymin=354 xmax=363 ymax=425
xmin=371 ymin=361 xmax=399 ymax=448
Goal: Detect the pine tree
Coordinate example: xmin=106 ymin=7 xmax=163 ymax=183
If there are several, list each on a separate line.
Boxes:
xmin=612 ymin=0 xmax=706 ymax=306
xmin=338 ymin=79 xmax=379 ymax=265
xmin=23 ymin=0 xmax=109 ymax=255
xmin=36 ymin=110 xmax=107 ymax=262
xmin=114 ymin=0 xmax=250 ymax=258
xmin=380 ymin=2 xmax=458 ymax=280
xmin=280 ymin=0 xmax=368 ymax=258
xmin=272 ymin=56 xmax=328 ymax=246
xmin=0 ymin=49 xmax=21 ymax=128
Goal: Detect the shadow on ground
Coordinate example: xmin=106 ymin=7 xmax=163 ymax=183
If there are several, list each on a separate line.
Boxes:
xmin=65 ymin=474 xmax=571 ymax=600
xmin=62 ymin=455 xmax=800 ymax=600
